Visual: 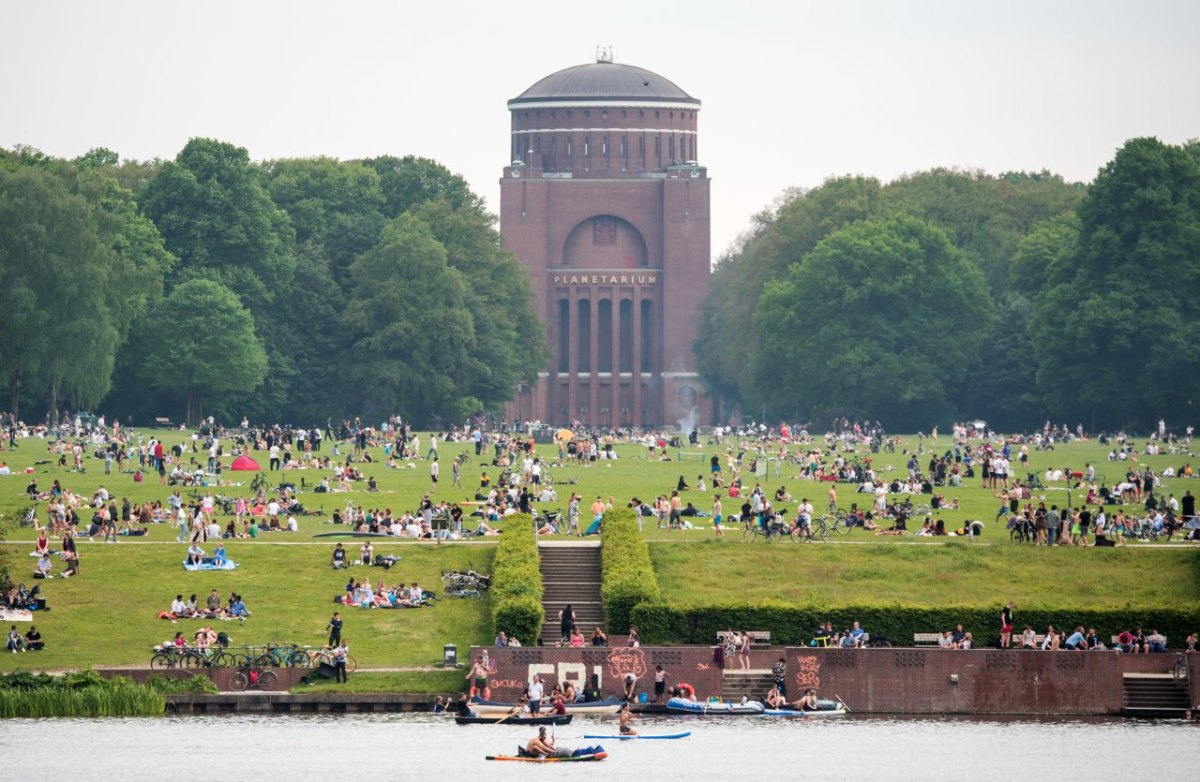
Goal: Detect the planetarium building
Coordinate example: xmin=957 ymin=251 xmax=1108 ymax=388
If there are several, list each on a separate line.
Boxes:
xmin=500 ymin=53 xmax=712 ymax=428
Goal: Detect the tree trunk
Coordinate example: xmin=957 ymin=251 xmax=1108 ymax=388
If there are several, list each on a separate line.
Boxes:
xmin=9 ymin=379 xmax=18 ymax=422
xmin=49 ymin=381 xmax=59 ymax=428
xmin=187 ymin=387 xmax=201 ymax=428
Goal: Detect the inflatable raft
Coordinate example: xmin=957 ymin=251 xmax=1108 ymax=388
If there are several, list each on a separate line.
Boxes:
xmin=666 ymin=697 xmax=765 ymax=715
xmin=455 ymin=714 xmax=572 ymax=725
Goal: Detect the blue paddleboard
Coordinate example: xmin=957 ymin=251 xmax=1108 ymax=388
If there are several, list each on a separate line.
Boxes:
xmin=581 ymin=731 xmax=691 ymax=740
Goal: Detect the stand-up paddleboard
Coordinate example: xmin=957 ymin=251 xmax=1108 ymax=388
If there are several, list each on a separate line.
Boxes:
xmin=486 ymin=751 xmax=607 ymax=762
xmin=582 ymin=731 xmax=691 ymax=740
xmin=762 ymin=708 xmax=847 ymax=718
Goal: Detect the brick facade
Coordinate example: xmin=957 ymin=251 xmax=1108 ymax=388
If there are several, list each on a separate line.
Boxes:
xmin=501 ymin=59 xmax=712 ymax=428
xmin=472 ymin=645 xmax=1195 ymax=715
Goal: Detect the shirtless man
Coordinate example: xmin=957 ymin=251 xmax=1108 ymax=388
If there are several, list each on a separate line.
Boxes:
xmin=791 ymin=688 xmax=821 ymax=711
xmin=466 ymin=655 xmax=489 ymax=698
xmin=618 ymin=701 xmax=637 ymax=735
xmin=525 ymin=727 xmax=557 ymax=757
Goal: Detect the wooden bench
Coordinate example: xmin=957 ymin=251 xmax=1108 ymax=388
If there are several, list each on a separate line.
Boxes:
xmin=154 ymin=417 xmax=172 ymax=427
xmin=1015 ymin=634 xmax=1047 ymax=649
xmin=717 ymin=630 xmax=772 ymax=649
xmin=913 ymin=633 xmax=943 ymax=647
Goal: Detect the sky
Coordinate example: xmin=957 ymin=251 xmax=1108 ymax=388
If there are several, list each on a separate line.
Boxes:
xmin=2 ymin=0 xmax=1197 ymax=259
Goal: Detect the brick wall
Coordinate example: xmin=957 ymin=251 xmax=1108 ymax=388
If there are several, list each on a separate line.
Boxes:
xmin=472 ymin=645 xmax=1188 ymax=714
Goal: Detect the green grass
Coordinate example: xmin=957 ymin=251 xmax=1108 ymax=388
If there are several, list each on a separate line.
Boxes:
xmin=295 ymin=669 xmax=464 ymax=694
xmin=651 ymin=540 xmax=1200 ymax=608
xmin=0 ymin=429 xmax=1197 ymax=677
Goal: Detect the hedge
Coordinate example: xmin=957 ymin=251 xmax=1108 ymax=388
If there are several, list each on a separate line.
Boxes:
xmin=600 ymin=509 xmax=661 ymax=632
xmin=629 ymin=602 xmax=1200 ymax=649
xmin=490 ymin=515 xmax=544 ymax=645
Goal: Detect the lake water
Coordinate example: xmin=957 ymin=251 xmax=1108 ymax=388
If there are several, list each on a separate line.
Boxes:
xmin=0 ymin=713 xmax=1194 ymax=780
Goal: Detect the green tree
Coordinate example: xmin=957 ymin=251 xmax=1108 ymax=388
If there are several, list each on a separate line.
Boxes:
xmin=1032 ymin=137 xmax=1200 ymax=425
xmin=753 ymin=216 xmax=993 ymax=428
xmin=142 ymin=138 xmax=295 ymax=310
xmin=411 ymin=199 xmax=546 ymax=411
xmin=358 ymin=155 xmax=482 ymax=219
xmin=0 ymin=167 xmax=123 ymax=421
xmin=343 ymin=214 xmax=476 ymax=422
xmin=141 ymin=279 xmax=268 ymax=425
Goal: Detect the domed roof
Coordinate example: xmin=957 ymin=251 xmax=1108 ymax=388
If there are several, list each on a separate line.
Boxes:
xmin=509 ymin=60 xmax=700 ymax=107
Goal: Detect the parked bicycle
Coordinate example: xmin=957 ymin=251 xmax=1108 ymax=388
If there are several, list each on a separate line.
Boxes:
xmin=227 ymin=663 xmax=279 ymax=692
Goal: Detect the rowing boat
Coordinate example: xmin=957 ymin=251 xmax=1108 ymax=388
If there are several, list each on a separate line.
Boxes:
xmin=469 ymin=696 xmax=623 ymax=717
xmin=486 ymin=751 xmax=607 ymax=762
xmin=455 ymin=714 xmax=573 ymax=725
xmin=582 ymin=731 xmax=691 ymax=740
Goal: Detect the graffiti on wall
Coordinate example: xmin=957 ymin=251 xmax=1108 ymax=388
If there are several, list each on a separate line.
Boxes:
xmin=606 ymin=648 xmax=647 ymax=680
xmin=795 ymin=655 xmax=821 ymax=691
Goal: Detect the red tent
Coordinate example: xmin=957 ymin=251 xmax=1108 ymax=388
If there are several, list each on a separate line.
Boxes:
xmin=229 ymin=454 xmax=261 ymax=471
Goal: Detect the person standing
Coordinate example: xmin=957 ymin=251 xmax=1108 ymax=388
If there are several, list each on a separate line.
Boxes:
xmin=772 ymin=656 xmax=788 ymax=698
xmin=712 ymin=495 xmax=724 ymax=539
xmin=653 ymin=664 xmax=668 ymax=704
xmin=1000 ymin=602 xmax=1014 ymax=649
xmin=326 ymin=612 xmax=343 ymax=647
xmin=269 ymin=443 xmax=280 ymax=471
xmin=430 ymin=457 xmax=439 ymax=492
xmin=332 ymin=639 xmax=349 ymax=683
xmin=527 ymin=675 xmax=544 ymax=715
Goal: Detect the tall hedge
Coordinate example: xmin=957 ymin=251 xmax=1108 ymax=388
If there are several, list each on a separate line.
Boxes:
xmin=629 ymin=602 xmax=1200 ymax=649
xmin=490 ymin=515 xmax=544 ymax=645
xmin=600 ymin=509 xmax=662 ymax=632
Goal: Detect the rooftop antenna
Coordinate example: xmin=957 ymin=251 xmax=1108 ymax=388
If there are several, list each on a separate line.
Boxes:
xmin=596 ymin=45 xmax=613 ymax=63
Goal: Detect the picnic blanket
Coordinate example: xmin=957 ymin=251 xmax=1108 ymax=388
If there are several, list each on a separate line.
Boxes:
xmin=0 ymin=608 xmax=34 ymax=622
xmin=183 ymin=559 xmax=238 ymax=571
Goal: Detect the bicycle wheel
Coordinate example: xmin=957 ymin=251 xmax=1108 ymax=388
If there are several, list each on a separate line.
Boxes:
xmin=344 ymin=655 xmax=358 ymax=673
xmin=741 ymin=525 xmax=757 ymax=541
xmin=254 ymin=653 xmax=278 ymax=668
xmin=227 ymin=671 xmax=249 ymax=692
xmin=257 ymin=670 xmax=280 ymax=690
xmin=835 ymin=515 xmax=855 ymax=535
xmin=814 ymin=518 xmax=830 ymax=542
xmin=150 ymin=653 xmax=174 ymax=670
xmin=180 ymin=651 xmax=207 ymax=669
xmin=214 ymin=651 xmax=243 ymax=668
xmin=541 ymin=469 xmax=554 ymax=486
xmin=286 ymin=650 xmax=312 ymax=668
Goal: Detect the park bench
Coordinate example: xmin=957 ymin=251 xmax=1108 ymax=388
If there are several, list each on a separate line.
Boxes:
xmin=913 ymin=633 xmax=943 ymax=646
xmin=717 ymin=630 xmax=772 ymax=649
xmin=154 ymin=417 xmax=172 ymax=427
xmin=1016 ymin=634 xmax=1047 ymax=649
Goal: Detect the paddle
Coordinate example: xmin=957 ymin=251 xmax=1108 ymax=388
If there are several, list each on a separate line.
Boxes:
xmin=493 ymin=704 xmax=522 ymax=724
xmin=834 ymin=694 xmax=850 ymax=713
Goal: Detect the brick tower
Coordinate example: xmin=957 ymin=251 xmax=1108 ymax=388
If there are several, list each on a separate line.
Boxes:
xmin=500 ymin=51 xmax=712 ymax=429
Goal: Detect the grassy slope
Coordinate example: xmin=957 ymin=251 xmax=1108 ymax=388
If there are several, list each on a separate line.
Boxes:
xmin=0 ymin=430 xmax=1197 ymax=674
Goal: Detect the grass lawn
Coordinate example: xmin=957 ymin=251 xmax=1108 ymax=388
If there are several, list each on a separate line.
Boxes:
xmin=295 ymin=669 xmax=464 ymax=694
xmin=1 ymin=428 xmax=1197 ymax=677
xmin=651 ymin=540 xmax=1200 ymax=607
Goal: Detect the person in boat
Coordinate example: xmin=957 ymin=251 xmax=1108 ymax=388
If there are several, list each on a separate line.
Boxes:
xmin=454 ymin=693 xmax=472 ymax=717
xmin=791 ymin=687 xmax=821 ymax=711
xmin=619 ymin=701 xmax=637 ymax=735
xmin=525 ymin=726 xmax=557 ymax=757
xmin=765 ymin=687 xmax=787 ymax=709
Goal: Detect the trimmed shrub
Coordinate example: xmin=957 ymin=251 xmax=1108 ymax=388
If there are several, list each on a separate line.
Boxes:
xmin=600 ymin=509 xmax=661 ymax=632
xmin=490 ymin=515 xmax=543 ymax=645
xmin=630 ymin=602 xmax=1200 ymax=649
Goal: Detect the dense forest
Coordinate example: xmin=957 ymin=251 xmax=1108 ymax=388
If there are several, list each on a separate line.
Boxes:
xmin=0 ymin=139 xmax=545 ymax=426
xmin=697 ymin=137 xmax=1200 ymax=431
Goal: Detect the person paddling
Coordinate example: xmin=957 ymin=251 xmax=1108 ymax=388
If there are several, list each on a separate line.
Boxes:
xmin=525 ymin=726 xmax=557 ymax=757
xmin=618 ymin=701 xmax=638 ymax=736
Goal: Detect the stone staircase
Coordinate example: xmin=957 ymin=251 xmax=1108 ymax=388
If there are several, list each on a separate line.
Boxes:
xmin=1122 ymin=673 xmax=1190 ymax=718
xmin=721 ymin=669 xmax=776 ymax=701
xmin=538 ymin=541 xmax=605 ymax=642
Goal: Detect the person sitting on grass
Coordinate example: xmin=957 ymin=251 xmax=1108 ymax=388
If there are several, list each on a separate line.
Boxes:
xmin=229 ymin=594 xmax=250 ymax=621
xmin=34 ymin=553 xmax=53 ymax=579
xmin=24 ymin=626 xmax=43 ymax=651
xmin=186 ymin=542 xmax=205 ymax=567
xmin=211 ymin=542 xmax=228 ymax=567
xmin=7 ymin=624 xmax=26 ymax=653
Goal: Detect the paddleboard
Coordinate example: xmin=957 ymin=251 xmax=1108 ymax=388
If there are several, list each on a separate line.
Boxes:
xmin=486 ymin=752 xmax=607 ymax=762
xmin=582 ymin=731 xmax=691 ymax=740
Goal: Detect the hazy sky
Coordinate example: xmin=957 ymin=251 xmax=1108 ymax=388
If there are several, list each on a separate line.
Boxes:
xmin=3 ymin=0 xmax=1197 ymax=258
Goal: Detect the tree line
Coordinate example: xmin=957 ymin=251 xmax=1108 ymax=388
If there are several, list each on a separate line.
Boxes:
xmin=697 ymin=137 xmax=1200 ymax=432
xmin=0 ymin=139 xmax=545 ymax=426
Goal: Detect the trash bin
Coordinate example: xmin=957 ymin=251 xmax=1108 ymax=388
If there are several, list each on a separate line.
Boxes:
xmin=444 ymin=644 xmax=457 ymax=667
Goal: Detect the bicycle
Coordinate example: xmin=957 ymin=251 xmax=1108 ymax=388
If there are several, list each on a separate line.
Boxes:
xmin=1009 ymin=519 xmax=1037 ymax=543
xmin=228 ymin=663 xmax=279 ymax=692
xmin=741 ymin=517 xmax=786 ymax=541
xmin=19 ymin=505 xmax=39 ymax=528
xmin=254 ymin=642 xmax=311 ymax=668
